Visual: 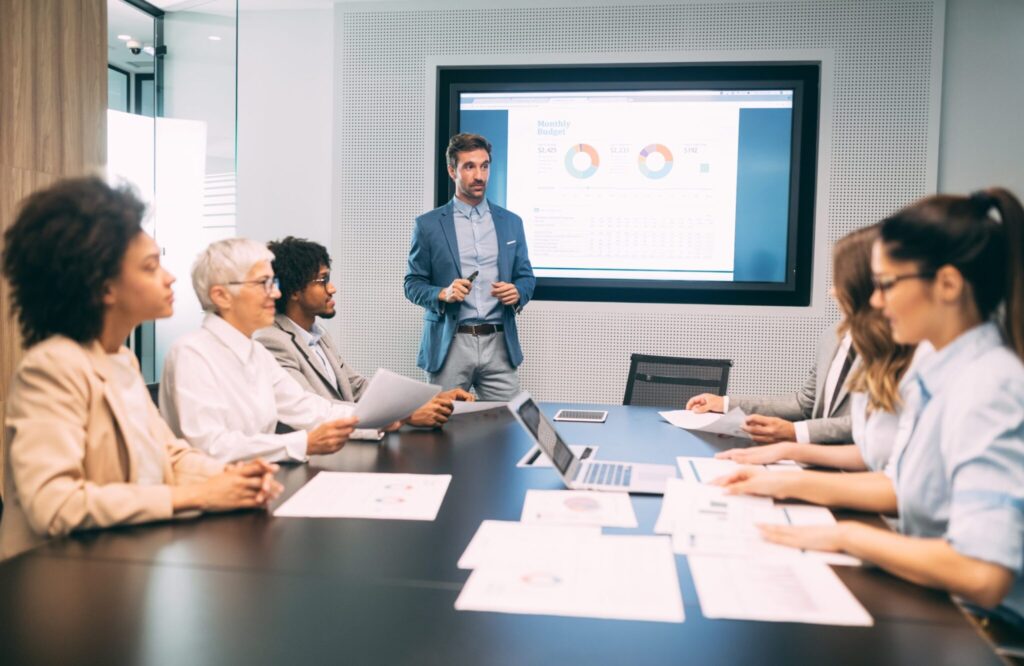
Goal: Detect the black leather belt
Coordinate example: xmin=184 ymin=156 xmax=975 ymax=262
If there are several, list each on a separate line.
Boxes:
xmin=457 ymin=323 xmax=503 ymax=336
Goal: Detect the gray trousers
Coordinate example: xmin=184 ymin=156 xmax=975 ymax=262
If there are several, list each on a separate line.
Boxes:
xmin=427 ymin=331 xmax=520 ymax=401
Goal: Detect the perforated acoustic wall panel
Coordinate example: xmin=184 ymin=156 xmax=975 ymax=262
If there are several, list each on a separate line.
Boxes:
xmin=332 ymin=0 xmax=943 ymax=404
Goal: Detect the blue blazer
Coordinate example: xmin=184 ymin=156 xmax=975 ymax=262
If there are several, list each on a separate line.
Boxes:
xmin=404 ymin=200 xmax=536 ymax=373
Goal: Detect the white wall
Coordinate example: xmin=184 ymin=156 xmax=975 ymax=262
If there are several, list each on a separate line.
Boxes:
xmin=938 ymin=0 xmax=1024 ymax=196
xmin=237 ymin=8 xmax=334 ymax=246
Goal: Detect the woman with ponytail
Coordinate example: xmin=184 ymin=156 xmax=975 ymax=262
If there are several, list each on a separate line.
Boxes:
xmin=716 ymin=188 xmax=1024 ymax=625
xmin=715 ymin=224 xmax=920 ymax=472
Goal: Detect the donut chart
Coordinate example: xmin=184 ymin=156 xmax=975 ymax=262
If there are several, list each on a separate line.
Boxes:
xmin=638 ymin=143 xmax=674 ymax=179
xmin=564 ymin=143 xmax=600 ymax=179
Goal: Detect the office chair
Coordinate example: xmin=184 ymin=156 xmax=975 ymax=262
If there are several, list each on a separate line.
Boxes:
xmin=623 ymin=354 xmax=732 ymax=409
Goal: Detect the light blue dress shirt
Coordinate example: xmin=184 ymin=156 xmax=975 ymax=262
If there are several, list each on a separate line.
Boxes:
xmin=887 ymin=322 xmax=1024 ymax=624
xmin=852 ymin=342 xmax=935 ymax=472
xmin=288 ymin=318 xmax=338 ymax=389
xmin=451 ymin=197 xmax=502 ymax=324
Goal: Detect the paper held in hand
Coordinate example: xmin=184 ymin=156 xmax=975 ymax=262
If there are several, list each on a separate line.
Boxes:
xmin=351 ymin=368 xmax=441 ymax=429
xmin=659 ymin=408 xmax=752 ymax=439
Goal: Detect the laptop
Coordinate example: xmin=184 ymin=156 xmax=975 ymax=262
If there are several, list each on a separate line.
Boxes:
xmin=508 ymin=392 xmax=676 ymax=495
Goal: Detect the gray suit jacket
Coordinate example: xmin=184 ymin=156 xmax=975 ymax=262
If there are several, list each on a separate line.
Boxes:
xmin=731 ymin=325 xmax=858 ymax=443
xmin=254 ymin=315 xmax=368 ymax=403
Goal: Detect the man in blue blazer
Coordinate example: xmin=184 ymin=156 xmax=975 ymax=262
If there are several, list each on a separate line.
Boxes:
xmin=404 ymin=133 xmax=535 ymax=400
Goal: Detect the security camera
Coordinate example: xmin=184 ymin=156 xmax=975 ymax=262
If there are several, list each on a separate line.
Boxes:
xmin=126 ymin=39 xmax=142 ymax=55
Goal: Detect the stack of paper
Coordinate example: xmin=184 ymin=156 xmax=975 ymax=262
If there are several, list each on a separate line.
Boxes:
xmin=659 ymin=408 xmax=752 ymax=439
xmin=274 ymin=472 xmax=451 ymax=521
xmin=352 ymin=369 xmax=441 ymax=428
xmin=654 ymin=478 xmax=860 ymax=566
xmin=455 ymin=521 xmax=684 ymax=623
xmin=675 ymin=456 xmax=800 ymax=484
xmin=688 ymin=556 xmax=873 ymax=626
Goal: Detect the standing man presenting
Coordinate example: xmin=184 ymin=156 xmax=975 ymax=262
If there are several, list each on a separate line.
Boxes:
xmin=405 ymin=133 xmax=535 ymax=401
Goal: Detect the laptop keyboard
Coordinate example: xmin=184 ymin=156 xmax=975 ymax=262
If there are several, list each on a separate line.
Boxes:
xmin=584 ymin=462 xmax=632 ymax=487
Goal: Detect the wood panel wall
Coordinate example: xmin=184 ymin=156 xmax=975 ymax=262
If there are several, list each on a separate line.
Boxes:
xmin=0 ymin=0 xmax=107 ymax=498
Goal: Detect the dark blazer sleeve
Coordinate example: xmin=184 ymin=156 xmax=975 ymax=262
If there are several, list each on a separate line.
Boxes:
xmin=508 ymin=214 xmax=536 ymax=312
xmin=404 ymin=216 xmax=444 ymax=315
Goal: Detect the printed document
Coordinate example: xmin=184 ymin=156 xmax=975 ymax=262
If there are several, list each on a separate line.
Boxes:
xmin=458 ymin=520 xmax=602 ymax=569
xmin=521 ymin=489 xmax=638 ymax=528
xmin=274 ymin=472 xmax=451 ymax=521
xmin=352 ymin=369 xmax=440 ymax=429
xmin=660 ymin=408 xmax=752 ymax=439
xmin=688 ymin=556 xmax=872 ymax=626
xmin=675 ymin=456 xmax=800 ymax=484
xmin=455 ymin=535 xmax=685 ymax=623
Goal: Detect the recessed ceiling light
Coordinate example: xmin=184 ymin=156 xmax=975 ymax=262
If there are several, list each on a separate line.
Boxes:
xmin=208 ymin=35 xmax=221 ymax=41
xmin=117 ymin=34 xmax=132 ymax=41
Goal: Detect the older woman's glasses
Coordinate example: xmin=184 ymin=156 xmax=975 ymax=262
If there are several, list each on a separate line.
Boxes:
xmin=227 ymin=276 xmax=280 ymax=294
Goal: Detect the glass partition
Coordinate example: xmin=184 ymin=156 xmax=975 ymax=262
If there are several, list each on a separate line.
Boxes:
xmin=107 ymin=0 xmax=237 ymax=383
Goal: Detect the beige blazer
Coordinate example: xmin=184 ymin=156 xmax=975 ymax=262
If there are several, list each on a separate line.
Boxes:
xmin=0 ymin=336 xmax=224 ymax=561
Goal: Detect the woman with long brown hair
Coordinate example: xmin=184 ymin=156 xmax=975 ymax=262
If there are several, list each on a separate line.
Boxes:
xmin=716 ymin=187 xmax=1024 ymax=626
xmin=716 ymin=224 xmax=920 ymax=471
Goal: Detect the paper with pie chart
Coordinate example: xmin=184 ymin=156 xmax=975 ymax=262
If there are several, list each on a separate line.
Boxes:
xmin=520 ymin=489 xmax=638 ymax=528
xmin=273 ymin=472 xmax=452 ymax=520
xmin=455 ymin=534 xmax=684 ymax=623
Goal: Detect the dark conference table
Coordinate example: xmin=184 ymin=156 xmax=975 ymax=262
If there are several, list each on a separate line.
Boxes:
xmin=0 ymin=404 xmax=1001 ymax=665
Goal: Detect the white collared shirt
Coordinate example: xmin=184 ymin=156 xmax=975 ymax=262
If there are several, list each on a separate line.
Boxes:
xmin=107 ymin=348 xmax=166 ymax=485
xmin=288 ymin=318 xmax=339 ymax=390
xmin=160 ymin=313 xmax=354 ymax=464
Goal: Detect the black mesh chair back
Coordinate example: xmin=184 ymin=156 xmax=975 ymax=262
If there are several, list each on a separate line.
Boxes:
xmin=623 ymin=354 xmax=732 ymax=408
xmin=146 ymin=383 xmax=160 ymax=408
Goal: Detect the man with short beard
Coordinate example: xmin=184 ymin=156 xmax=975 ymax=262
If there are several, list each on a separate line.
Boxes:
xmin=256 ymin=236 xmax=472 ymax=428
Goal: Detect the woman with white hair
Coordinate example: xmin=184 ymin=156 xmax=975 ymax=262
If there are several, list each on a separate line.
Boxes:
xmin=160 ymin=238 xmax=359 ymax=464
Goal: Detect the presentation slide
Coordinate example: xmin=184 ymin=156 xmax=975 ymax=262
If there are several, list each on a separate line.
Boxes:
xmin=461 ymin=90 xmax=794 ymax=283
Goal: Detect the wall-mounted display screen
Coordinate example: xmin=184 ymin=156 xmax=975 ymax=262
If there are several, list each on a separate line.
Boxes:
xmin=436 ymin=63 xmax=819 ymax=306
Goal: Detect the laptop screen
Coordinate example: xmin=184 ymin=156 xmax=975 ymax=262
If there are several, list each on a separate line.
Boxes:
xmin=516 ymin=398 xmax=576 ymax=475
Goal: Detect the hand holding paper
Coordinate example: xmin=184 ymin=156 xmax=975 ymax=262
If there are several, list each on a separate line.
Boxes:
xmin=352 ymin=369 xmax=441 ymax=429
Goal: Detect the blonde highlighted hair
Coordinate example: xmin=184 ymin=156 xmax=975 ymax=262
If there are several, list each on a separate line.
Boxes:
xmin=833 ymin=224 xmax=915 ymax=413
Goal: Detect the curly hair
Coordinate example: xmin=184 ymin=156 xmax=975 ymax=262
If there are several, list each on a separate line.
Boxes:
xmin=267 ymin=236 xmax=331 ymax=314
xmin=1 ymin=177 xmax=145 ymax=347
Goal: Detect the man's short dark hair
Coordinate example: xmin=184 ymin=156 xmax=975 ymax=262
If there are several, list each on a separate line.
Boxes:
xmin=446 ymin=133 xmax=492 ymax=170
xmin=267 ymin=236 xmax=332 ymax=314
xmin=1 ymin=176 xmax=145 ymax=347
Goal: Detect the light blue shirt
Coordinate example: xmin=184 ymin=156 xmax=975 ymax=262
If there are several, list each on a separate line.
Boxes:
xmin=288 ymin=318 xmax=338 ymax=389
xmin=888 ymin=322 xmax=1024 ymax=623
xmin=852 ymin=342 xmax=935 ymax=472
xmin=452 ymin=197 xmax=501 ymax=324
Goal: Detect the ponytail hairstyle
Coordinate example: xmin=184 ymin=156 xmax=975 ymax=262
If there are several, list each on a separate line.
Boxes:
xmin=879 ymin=187 xmax=1024 ymax=361
xmin=834 ymin=224 xmax=916 ymax=412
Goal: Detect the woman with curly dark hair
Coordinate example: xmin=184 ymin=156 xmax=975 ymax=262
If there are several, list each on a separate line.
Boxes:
xmin=0 ymin=176 xmax=282 ymax=560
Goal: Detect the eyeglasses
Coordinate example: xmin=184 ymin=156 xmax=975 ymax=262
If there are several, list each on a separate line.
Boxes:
xmin=871 ymin=272 xmax=935 ymax=293
xmin=310 ymin=275 xmax=331 ymax=288
xmin=226 ymin=276 xmax=280 ymax=295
